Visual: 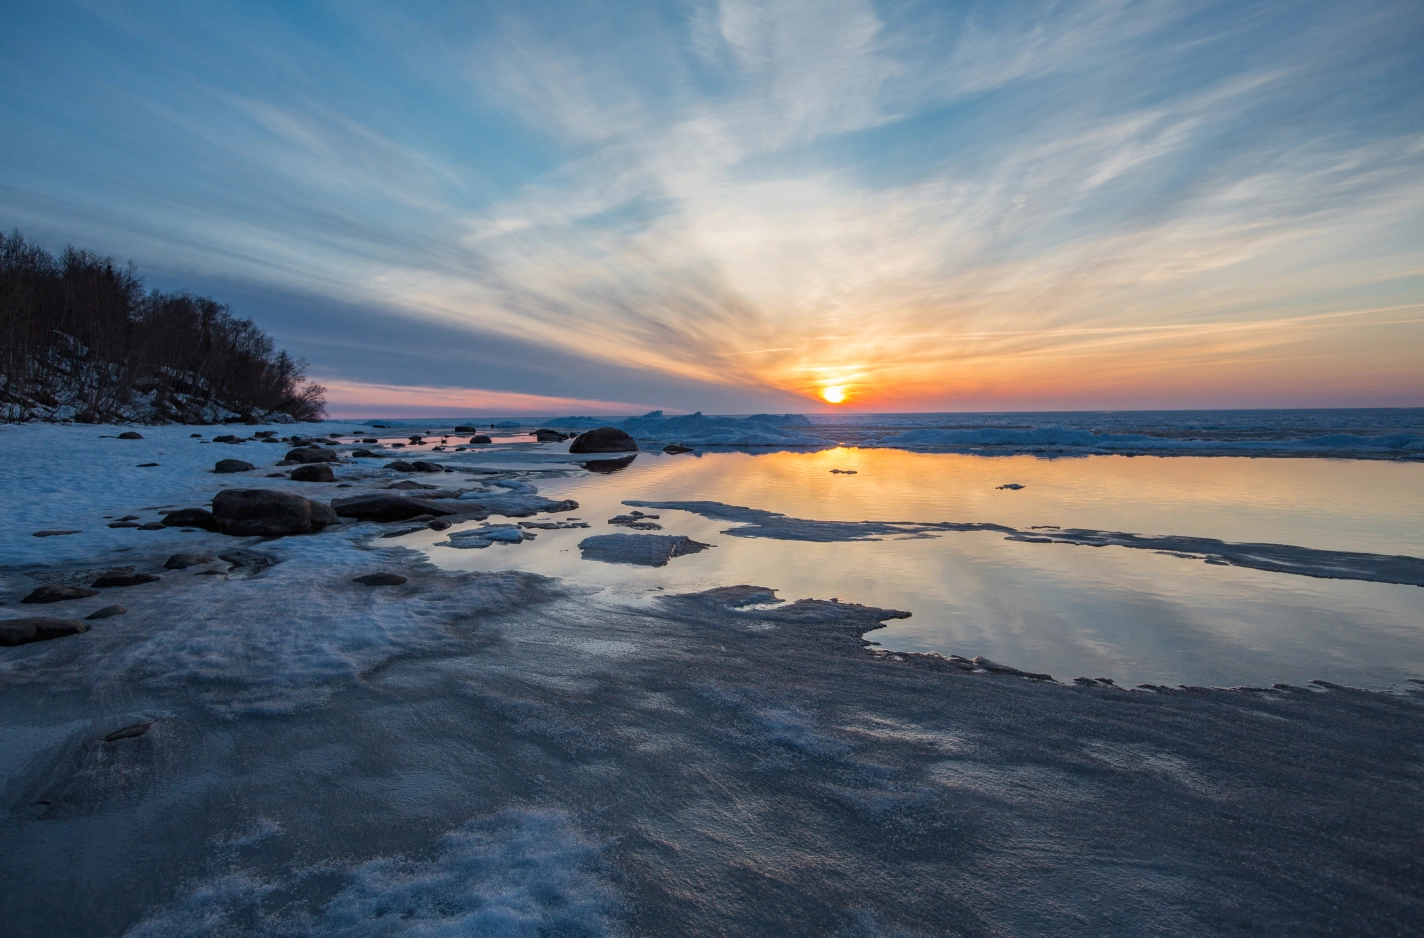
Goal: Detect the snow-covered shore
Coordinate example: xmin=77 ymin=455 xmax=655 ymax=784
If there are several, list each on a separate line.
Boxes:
xmin=1 ymin=423 xmax=1421 ymax=936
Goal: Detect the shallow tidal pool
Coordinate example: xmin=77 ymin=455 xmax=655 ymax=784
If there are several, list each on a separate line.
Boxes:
xmin=417 ymin=448 xmax=1424 ymax=690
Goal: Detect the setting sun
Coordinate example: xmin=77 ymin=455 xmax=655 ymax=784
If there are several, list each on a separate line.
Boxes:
xmin=821 ymin=385 xmax=848 ymax=404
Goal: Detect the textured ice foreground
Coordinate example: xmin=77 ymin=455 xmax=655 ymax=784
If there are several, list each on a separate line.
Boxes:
xmin=1 ymin=423 xmax=1422 ymax=936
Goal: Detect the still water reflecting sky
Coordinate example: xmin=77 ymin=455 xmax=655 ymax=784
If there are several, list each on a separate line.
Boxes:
xmin=417 ymin=449 xmax=1424 ymax=689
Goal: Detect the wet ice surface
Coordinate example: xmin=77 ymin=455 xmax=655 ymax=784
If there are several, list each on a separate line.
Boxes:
xmin=418 ymin=447 xmax=1424 ymax=690
xmin=2 ymin=423 xmax=1423 ymax=936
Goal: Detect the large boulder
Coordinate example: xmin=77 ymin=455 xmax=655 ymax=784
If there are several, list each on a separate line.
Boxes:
xmin=331 ymin=494 xmax=457 ymax=522
xmin=290 ymin=463 xmax=335 ymax=483
xmin=214 ymin=459 xmax=255 ymax=473
xmin=568 ymin=426 xmax=638 ymax=454
xmin=284 ymin=447 xmax=339 ymax=464
xmin=0 ymin=617 xmax=90 ymax=646
xmin=211 ymin=489 xmax=339 ymax=537
xmin=469 ymin=435 xmax=492 ymax=445
xmin=160 ymin=508 xmax=220 ymax=531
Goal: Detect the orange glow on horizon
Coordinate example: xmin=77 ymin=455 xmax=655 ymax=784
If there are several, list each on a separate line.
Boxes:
xmin=821 ymin=385 xmax=848 ymax=404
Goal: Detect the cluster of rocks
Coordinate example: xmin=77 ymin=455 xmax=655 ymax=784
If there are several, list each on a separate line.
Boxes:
xmin=608 ymin=511 xmax=662 ymax=531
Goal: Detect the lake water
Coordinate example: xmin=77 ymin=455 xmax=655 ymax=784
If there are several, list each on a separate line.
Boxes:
xmin=412 ymin=447 xmax=1424 ymax=690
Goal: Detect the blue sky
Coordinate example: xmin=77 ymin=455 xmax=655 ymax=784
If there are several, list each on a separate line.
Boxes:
xmin=2 ymin=0 xmax=1421 ymax=415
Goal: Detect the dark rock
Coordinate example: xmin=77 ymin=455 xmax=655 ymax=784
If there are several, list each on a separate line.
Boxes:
xmin=284 ymin=446 xmax=339 ymax=464
xmin=22 ymin=584 xmax=102 ymax=604
xmin=583 ymin=455 xmax=637 ymax=473
xmin=212 ymin=434 xmax=242 ymax=443
xmin=108 ymin=521 xmax=141 ymax=528
xmin=469 ymin=435 xmax=492 ymax=444
xmin=568 ymin=426 xmax=638 ymax=454
xmin=92 ymin=571 xmax=161 ymax=588
xmin=663 ymin=444 xmax=694 ymax=454
xmin=389 ymin=460 xmax=418 ymax=472
xmin=86 ymin=605 xmax=127 ymax=620
xmin=262 ymin=437 xmax=282 ymax=443
xmin=215 ymin=459 xmax=256 ymax=474
xmin=0 ymin=617 xmax=90 ymax=646
xmin=138 ymin=521 xmax=167 ymax=530
xmin=211 ymin=489 xmax=339 ymax=537
xmin=411 ymin=461 xmax=445 ymax=472
xmin=534 ymin=428 xmax=568 ymax=442
xmin=352 ymin=572 xmax=408 ymax=586
xmin=161 ymin=508 xmax=219 ymax=531
xmin=190 ymin=433 xmax=203 ymax=438
xmin=331 ymin=494 xmax=456 ymax=522
xmin=388 ymin=480 xmax=437 ymax=490
xmin=290 ymin=463 xmax=335 ymax=483
xmin=117 ymin=431 xmax=144 ymax=440
xmin=32 ymin=530 xmax=81 ymax=537
xmin=361 ymin=438 xmax=379 ymax=444
xmin=454 ymin=425 xmax=481 ymax=433
xmin=428 ymin=519 xmax=452 ymax=531
xmin=116 ymin=515 xmax=139 ymax=522
xmin=351 ymin=449 xmax=377 ymax=457
xmin=997 ymin=483 xmax=1025 ymax=490
xmin=103 ymin=723 xmax=151 ymax=741
xmin=165 ymin=552 xmax=214 ymax=569
xmin=136 ymin=462 xmax=160 ymax=467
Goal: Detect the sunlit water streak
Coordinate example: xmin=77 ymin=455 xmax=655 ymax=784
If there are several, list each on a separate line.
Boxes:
xmin=409 ymin=448 xmax=1424 ymax=690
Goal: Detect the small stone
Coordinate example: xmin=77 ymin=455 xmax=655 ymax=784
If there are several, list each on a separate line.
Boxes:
xmin=662 ymin=444 xmax=693 ymax=454
xmin=108 ymin=521 xmax=141 ymax=528
xmin=428 ymin=519 xmax=452 ymax=531
xmin=92 ymin=572 xmax=161 ymax=589
xmin=23 ymin=584 xmax=101 ymax=604
xmin=290 ymin=463 xmax=335 ymax=483
xmin=469 ymin=435 xmax=492 ymax=444
xmin=215 ymin=459 xmax=256 ymax=473
xmin=117 ymin=431 xmax=144 ymax=440
xmin=103 ymin=722 xmax=151 ymax=741
xmin=86 ymin=605 xmax=127 ymax=620
xmin=136 ymin=462 xmax=160 ymax=467
xmin=165 ymin=552 xmax=214 ymax=569
xmin=33 ymin=530 xmax=81 ymax=537
xmin=353 ymin=572 xmax=407 ymax=586
xmin=139 ymin=521 xmax=167 ymax=530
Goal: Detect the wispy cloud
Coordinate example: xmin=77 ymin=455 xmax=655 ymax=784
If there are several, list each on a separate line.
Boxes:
xmin=1 ymin=0 xmax=1420 ymax=410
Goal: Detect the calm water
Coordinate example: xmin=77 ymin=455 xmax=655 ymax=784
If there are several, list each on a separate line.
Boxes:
xmin=411 ymin=448 xmax=1424 ymax=689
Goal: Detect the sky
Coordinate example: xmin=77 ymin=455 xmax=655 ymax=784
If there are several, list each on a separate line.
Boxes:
xmin=2 ymin=0 xmax=1422 ymax=416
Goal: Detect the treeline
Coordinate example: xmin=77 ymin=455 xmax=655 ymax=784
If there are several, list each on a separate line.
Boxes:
xmin=0 ymin=230 xmax=324 ymax=424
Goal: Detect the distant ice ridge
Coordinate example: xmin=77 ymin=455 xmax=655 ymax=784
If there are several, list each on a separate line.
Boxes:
xmin=869 ymin=427 xmax=1424 ymax=455
xmin=543 ymin=411 xmax=830 ymax=447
